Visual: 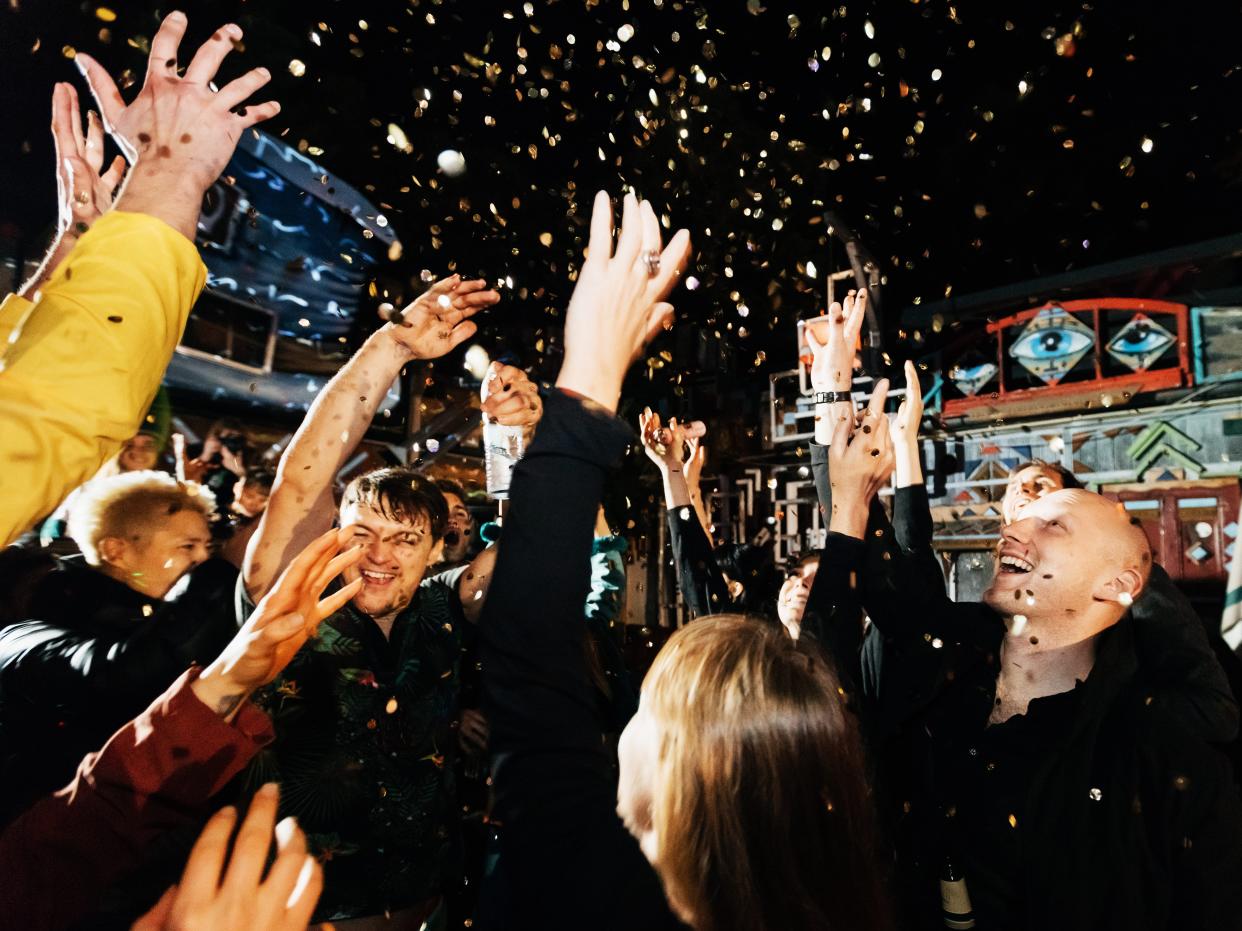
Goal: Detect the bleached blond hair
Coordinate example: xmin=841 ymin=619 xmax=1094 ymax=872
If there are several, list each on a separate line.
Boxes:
xmin=67 ymin=470 xmax=215 ymax=566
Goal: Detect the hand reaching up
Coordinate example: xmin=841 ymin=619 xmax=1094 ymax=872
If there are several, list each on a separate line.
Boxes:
xmin=806 ymin=289 xmax=867 ymax=394
xmin=556 ymin=191 xmax=692 ymax=412
xmin=382 ymin=275 xmax=501 ymax=361
xmin=638 ymin=408 xmax=705 ymax=474
xmin=889 ymin=360 xmax=924 ymax=447
xmin=191 ymin=528 xmax=363 ymax=718
xmin=131 ymin=783 xmax=321 ymax=931
xmin=75 ymin=12 xmax=280 ymax=238
xmin=827 ymin=379 xmax=895 ymax=539
xmin=51 ymin=82 xmax=126 ymax=236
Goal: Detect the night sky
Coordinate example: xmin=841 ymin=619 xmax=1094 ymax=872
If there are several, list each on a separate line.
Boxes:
xmin=2 ymin=0 xmax=1240 ymax=403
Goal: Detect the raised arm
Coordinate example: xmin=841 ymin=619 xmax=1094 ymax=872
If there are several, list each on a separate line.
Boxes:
xmin=0 ymin=13 xmax=278 ymax=546
xmin=482 ymin=190 xmax=691 ymax=929
xmin=638 ymin=411 xmax=729 ymax=618
xmin=244 ymin=276 xmax=499 ymax=601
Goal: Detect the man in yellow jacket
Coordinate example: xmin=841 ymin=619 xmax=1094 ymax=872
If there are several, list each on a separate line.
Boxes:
xmin=0 ymin=10 xmax=281 ymax=546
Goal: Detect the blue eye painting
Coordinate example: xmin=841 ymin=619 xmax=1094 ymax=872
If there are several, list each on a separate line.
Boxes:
xmin=1105 ymin=313 xmax=1176 ymax=371
xmin=949 ymin=359 xmax=999 ymax=397
xmin=1009 ymin=308 xmax=1096 ymax=384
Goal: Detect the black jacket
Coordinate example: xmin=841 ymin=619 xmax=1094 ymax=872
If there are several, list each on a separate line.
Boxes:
xmin=0 ymin=557 xmax=238 ymax=825
xmin=807 ymin=446 xmax=1242 ymax=931
xmin=480 ymin=388 xmax=687 ymax=930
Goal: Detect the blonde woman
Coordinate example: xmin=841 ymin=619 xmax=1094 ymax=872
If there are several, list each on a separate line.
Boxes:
xmin=480 ymin=192 xmax=892 ymax=930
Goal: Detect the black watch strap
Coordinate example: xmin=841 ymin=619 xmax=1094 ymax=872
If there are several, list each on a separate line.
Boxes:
xmin=814 ymin=391 xmax=853 ymax=404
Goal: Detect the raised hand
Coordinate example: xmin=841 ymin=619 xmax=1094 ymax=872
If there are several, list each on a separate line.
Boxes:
xmin=827 ymin=378 xmax=895 ymax=539
xmin=383 ymin=275 xmax=500 ymax=361
xmin=481 ymin=362 xmax=542 ymax=431
xmin=684 ymin=436 xmax=707 ymax=491
xmin=51 ymin=82 xmax=126 ymax=236
xmin=131 ymin=783 xmax=321 ymax=931
xmin=75 ymin=12 xmax=280 ymax=238
xmin=638 ymin=408 xmax=704 ymax=474
xmin=806 ymin=289 xmax=867 ymax=393
xmin=556 ymin=192 xmax=692 ymax=412
xmin=192 ymin=528 xmax=363 ymax=717
xmin=889 ymin=360 xmax=924 ymax=447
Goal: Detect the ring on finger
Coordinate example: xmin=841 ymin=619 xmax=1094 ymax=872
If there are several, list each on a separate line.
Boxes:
xmin=74 ymin=191 xmax=90 ymax=206
xmin=643 ymin=250 xmax=661 ymax=277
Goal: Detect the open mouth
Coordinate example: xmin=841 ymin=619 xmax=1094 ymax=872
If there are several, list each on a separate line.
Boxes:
xmin=998 ymin=554 xmax=1034 ymax=575
xmin=361 ymin=569 xmax=396 ymax=586
xmin=443 ymin=530 xmax=461 ymax=547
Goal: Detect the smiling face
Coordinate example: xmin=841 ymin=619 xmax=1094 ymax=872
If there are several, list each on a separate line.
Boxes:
xmin=1002 ymin=464 xmax=1066 ymax=524
xmin=339 ymin=500 xmax=442 ymax=621
xmin=776 ymin=557 xmax=818 ymax=637
xmin=985 ymin=489 xmax=1150 ymax=642
xmin=118 ymin=434 xmax=159 ymax=473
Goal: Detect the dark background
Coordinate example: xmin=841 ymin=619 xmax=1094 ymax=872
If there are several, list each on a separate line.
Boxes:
xmin=2 ymin=0 xmax=1240 ymax=414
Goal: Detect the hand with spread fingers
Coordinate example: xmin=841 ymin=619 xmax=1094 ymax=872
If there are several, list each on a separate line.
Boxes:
xmin=806 ymin=289 xmax=867 ymax=394
xmin=75 ymin=11 xmax=280 ymax=238
xmin=555 ymin=191 xmax=692 ymax=412
xmin=827 ymin=378 xmax=895 ymax=539
xmin=131 ymin=783 xmax=322 ymax=931
xmin=191 ymin=528 xmax=363 ymax=719
xmin=382 ymin=275 xmax=501 ymax=361
xmin=481 ymin=362 xmax=543 ymax=433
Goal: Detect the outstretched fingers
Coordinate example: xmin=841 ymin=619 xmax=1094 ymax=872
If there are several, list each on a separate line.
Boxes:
xmin=183 ymin=23 xmax=243 ymax=85
xmin=84 ymin=108 xmax=105 ymax=174
xmin=315 ymin=578 xmax=363 ymax=624
xmin=843 ymin=289 xmax=868 ymax=342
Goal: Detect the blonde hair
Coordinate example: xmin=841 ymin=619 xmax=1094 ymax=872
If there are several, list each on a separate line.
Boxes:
xmin=67 ymin=470 xmax=215 ymax=565
xmin=643 ymin=616 xmax=891 ymax=931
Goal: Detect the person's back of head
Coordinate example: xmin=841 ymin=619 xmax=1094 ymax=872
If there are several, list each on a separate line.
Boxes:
xmin=618 ymin=615 xmax=892 ymax=931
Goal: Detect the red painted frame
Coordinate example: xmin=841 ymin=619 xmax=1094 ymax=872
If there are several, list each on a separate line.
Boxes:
xmin=942 ymin=298 xmax=1191 ymax=421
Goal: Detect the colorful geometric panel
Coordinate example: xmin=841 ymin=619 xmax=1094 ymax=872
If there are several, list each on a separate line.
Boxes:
xmin=949 ymin=359 xmax=999 ymax=397
xmin=1008 ymin=307 xmax=1096 ymax=385
xmin=1106 ymin=313 xmax=1175 ymax=371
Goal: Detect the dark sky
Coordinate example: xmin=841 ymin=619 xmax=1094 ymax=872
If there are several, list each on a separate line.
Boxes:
xmin=3 ymin=0 xmax=1240 ymax=389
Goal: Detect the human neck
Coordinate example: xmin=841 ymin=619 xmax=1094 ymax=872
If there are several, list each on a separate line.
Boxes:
xmin=369 ymin=609 xmax=400 ymax=640
xmin=990 ymin=620 xmax=1098 ymax=724
xmin=99 ymin=562 xmax=153 ymax=598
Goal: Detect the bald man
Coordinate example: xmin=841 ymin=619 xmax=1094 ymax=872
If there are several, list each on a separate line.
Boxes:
xmin=824 ymin=473 xmax=1242 ymax=930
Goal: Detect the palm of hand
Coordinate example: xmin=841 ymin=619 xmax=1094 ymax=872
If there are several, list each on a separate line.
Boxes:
xmin=392 ymin=296 xmax=459 ymax=358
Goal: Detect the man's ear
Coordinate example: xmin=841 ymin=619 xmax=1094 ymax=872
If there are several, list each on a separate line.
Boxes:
xmin=97 ymin=535 xmax=127 ymax=568
xmin=1093 ymin=568 xmax=1143 ymax=609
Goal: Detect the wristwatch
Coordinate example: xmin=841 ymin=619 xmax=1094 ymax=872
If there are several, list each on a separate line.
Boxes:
xmin=813 ymin=391 xmax=853 ymax=404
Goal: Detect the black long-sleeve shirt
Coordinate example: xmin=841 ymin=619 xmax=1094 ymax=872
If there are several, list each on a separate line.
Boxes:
xmin=480 ymin=388 xmax=687 ymax=930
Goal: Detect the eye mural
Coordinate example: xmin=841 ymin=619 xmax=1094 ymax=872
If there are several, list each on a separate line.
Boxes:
xmin=948 ymin=358 xmax=999 ymax=397
xmin=1105 ymin=313 xmax=1177 ymax=371
xmin=1008 ymin=307 xmax=1097 ymax=385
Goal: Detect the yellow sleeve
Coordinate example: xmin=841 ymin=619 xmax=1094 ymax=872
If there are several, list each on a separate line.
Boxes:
xmin=0 ymin=211 xmax=206 ymax=544
xmin=0 ymin=292 xmax=35 ymax=353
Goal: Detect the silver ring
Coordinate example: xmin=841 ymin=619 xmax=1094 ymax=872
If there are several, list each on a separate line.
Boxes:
xmin=643 ymin=250 xmax=661 ymax=277
xmin=74 ymin=191 xmax=90 ymax=206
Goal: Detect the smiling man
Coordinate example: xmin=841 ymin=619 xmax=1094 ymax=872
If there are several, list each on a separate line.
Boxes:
xmin=238 ymin=274 xmax=542 ymax=929
xmin=826 ymin=442 xmax=1242 ymax=930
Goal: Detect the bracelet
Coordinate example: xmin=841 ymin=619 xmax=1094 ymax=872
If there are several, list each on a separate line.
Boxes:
xmin=814 ymin=391 xmax=853 ymax=404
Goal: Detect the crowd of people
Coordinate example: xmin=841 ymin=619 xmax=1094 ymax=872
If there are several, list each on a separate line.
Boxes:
xmin=0 ymin=11 xmax=1240 ymax=931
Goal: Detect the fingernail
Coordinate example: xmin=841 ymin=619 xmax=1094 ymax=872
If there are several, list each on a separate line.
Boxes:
xmin=258 ymin=782 xmax=280 ymax=799
xmin=168 ymin=10 xmax=186 ymax=20
xmin=275 ymin=816 xmax=299 ymax=848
